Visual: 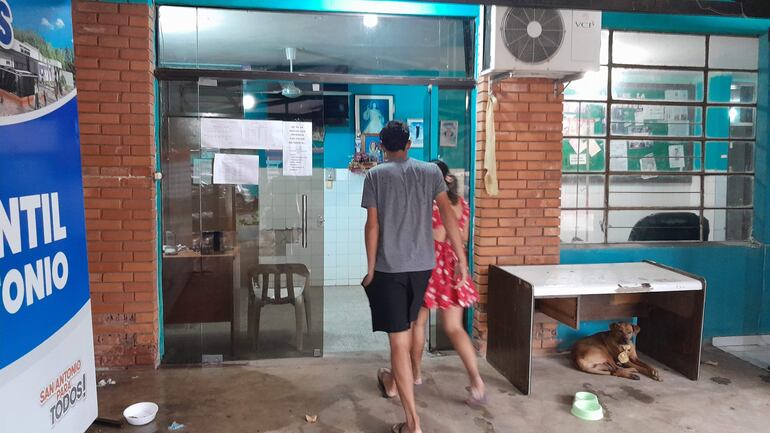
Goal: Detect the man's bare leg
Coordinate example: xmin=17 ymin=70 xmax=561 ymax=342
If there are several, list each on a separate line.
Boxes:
xmin=410 ymin=308 xmax=429 ymax=385
xmin=382 ymin=308 xmax=427 ymax=397
xmin=389 ymin=328 xmax=422 ymax=433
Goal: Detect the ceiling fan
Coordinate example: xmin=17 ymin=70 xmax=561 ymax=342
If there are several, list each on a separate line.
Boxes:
xmin=246 ymin=48 xmax=304 ymax=98
xmin=248 ymin=48 xmax=354 ymax=99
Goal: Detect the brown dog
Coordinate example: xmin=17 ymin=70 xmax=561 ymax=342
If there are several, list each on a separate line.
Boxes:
xmin=571 ymin=322 xmax=661 ymax=381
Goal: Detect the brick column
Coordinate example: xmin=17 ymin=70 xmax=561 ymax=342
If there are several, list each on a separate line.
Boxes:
xmin=473 ymin=77 xmax=563 ymax=355
xmin=73 ymin=0 xmax=158 ymax=367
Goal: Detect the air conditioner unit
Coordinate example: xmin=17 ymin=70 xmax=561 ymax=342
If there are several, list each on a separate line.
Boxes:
xmin=481 ymin=7 xmax=601 ymax=79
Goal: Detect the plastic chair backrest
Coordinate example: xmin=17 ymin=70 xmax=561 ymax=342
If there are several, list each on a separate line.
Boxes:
xmin=249 ymin=263 xmax=310 ymax=305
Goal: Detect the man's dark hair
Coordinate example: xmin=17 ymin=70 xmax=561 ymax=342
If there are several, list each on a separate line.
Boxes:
xmin=379 ymin=120 xmax=410 ymax=152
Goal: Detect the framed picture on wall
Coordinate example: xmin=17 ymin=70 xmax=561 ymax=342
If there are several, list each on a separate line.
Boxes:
xmin=362 ymin=133 xmax=381 ymax=156
xmin=312 ymin=124 xmax=325 ymax=142
xmin=407 ymin=118 xmax=424 ymax=148
xmin=440 ymin=120 xmax=458 ymax=147
xmin=355 ymin=95 xmax=394 ymax=135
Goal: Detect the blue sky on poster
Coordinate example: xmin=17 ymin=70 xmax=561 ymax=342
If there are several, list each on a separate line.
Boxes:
xmin=9 ymin=0 xmax=72 ymax=49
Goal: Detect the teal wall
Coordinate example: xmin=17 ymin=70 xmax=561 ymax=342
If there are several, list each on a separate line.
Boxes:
xmin=754 ymin=33 xmax=770 ymax=332
xmin=603 ymin=12 xmax=770 ymax=35
xmin=437 ymin=89 xmax=473 ymax=170
xmin=265 ymin=84 xmax=469 ymax=170
xmin=324 ymin=84 xmax=432 ymax=168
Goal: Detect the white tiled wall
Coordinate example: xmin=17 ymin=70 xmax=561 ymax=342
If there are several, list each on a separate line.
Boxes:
xmin=257 ymin=168 xmax=325 ymax=286
xmin=323 ymin=169 xmax=367 ymax=286
xmin=255 ymin=168 xmax=468 ymax=287
xmin=252 ymin=168 xmax=366 ymax=287
xmin=319 ymin=167 xmax=467 ymax=287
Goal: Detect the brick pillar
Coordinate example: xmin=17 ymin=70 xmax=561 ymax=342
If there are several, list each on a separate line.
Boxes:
xmin=73 ymin=0 xmax=158 ymax=367
xmin=473 ymin=77 xmax=563 ymax=355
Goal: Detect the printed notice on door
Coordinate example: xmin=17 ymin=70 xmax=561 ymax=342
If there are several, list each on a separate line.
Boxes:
xmin=283 ymin=122 xmax=312 ymax=176
xmin=202 ymin=118 xmax=285 ymax=150
xmin=201 ymin=118 xmax=245 ymax=149
xmin=213 ymin=154 xmax=260 ymax=185
xmin=244 ymin=120 xmax=284 ymax=150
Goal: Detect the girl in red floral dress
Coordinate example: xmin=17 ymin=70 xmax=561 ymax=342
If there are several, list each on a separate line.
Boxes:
xmin=413 ymin=160 xmax=485 ymax=405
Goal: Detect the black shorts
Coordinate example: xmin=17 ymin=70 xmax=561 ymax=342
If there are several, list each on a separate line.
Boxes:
xmin=363 ymin=270 xmax=432 ymax=333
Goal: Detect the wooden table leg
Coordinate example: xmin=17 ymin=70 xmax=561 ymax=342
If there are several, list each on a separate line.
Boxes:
xmin=487 ymin=266 xmax=534 ymax=395
xmin=636 ymin=288 xmax=705 ymax=380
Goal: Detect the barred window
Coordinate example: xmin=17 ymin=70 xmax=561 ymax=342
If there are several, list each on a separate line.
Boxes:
xmin=561 ymin=31 xmax=758 ymax=244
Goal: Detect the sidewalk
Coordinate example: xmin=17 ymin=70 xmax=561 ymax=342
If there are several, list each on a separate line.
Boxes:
xmin=87 ymin=346 xmax=770 ymax=433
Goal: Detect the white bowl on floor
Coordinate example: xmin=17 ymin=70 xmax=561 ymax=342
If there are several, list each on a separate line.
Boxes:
xmin=123 ymin=402 xmax=159 ymax=426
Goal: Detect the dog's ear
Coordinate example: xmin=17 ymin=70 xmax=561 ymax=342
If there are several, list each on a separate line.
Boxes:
xmin=610 ymin=322 xmax=621 ymax=332
xmin=633 ymin=324 xmax=641 ymax=335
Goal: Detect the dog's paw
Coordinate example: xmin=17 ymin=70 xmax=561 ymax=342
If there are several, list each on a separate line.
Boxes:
xmin=651 ymin=369 xmax=662 ymax=382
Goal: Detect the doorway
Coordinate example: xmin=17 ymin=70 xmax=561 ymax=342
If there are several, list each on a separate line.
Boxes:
xmin=155 ymin=5 xmax=477 ymax=363
xmin=158 ymin=79 xmax=473 ymax=361
xmin=321 ymin=83 xmax=433 ymax=353
xmin=159 ymin=79 xmax=326 ymax=362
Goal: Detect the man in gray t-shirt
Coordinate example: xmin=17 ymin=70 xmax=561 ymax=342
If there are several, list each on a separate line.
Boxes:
xmin=361 ymin=120 xmax=468 ymax=433
xmin=361 ymin=156 xmax=446 ymax=273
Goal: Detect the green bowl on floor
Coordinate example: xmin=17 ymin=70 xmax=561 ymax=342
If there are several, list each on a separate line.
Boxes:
xmin=574 ymin=392 xmax=599 ymax=404
xmin=571 ymin=392 xmax=603 ymax=421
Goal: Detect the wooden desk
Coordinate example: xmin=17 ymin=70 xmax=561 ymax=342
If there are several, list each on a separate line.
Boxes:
xmin=162 ymin=248 xmax=241 ymax=290
xmin=163 ymin=250 xmax=237 ymax=259
xmin=487 ymin=261 xmax=706 ymax=395
xmin=162 ymin=248 xmax=242 ymax=353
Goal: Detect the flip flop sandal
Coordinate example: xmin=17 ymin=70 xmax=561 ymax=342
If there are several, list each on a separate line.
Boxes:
xmin=465 ymin=388 xmax=488 ymax=408
xmin=391 ymin=422 xmax=407 ymax=433
xmin=377 ymin=368 xmax=394 ymax=399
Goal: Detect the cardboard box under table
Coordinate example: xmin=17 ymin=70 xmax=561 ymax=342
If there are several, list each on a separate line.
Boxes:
xmin=487 ymin=261 xmax=706 ymax=395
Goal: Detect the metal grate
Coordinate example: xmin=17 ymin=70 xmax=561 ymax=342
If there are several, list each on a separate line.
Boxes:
xmin=562 ymin=30 xmax=757 ymax=244
xmin=501 ymin=8 xmax=565 ymax=64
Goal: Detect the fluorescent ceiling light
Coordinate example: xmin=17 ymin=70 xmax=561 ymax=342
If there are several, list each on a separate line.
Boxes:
xmin=243 ymin=94 xmax=256 ymax=110
xmin=363 ymin=15 xmax=378 ymax=28
xmin=160 ymin=7 xmax=220 ymax=34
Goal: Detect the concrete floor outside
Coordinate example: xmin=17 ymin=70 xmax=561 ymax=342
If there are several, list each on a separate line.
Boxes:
xmin=86 ymin=346 xmax=770 ymax=433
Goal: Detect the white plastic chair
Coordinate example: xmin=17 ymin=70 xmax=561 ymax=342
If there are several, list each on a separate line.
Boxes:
xmin=247 ymin=263 xmax=311 ymax=351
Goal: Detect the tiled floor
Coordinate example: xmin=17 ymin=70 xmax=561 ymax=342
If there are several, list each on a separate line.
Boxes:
xmin=714 ymin=335 xmax=770 ymax=370
xmin=323 ymin=285 xmax=389 ymax=353
xmin=161 ymin=284 xmax=390 ymax=363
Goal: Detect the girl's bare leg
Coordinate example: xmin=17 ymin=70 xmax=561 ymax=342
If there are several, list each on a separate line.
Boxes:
xmin=441 ymin=306 xmax=485 ymax=399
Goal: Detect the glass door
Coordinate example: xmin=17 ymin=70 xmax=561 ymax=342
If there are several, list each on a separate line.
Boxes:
xmin=159 ymin=79 xmax=324 ymax=363
xmin=429 ymin=86 xmax=474 ymax=351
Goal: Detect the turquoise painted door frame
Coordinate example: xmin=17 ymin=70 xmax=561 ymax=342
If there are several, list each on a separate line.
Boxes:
xmin=154 ymin=0 xmax=479 ymax=17
xmin=429 ymin=85 xmax=440 ymax=161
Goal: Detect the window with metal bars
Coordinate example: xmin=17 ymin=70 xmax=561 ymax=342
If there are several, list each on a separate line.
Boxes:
xmin=561 ymin=30 xmax=758 ymax=244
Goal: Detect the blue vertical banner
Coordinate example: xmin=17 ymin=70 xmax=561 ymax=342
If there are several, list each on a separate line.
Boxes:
xmin=0 ymin=1 xmax=98 ymax=431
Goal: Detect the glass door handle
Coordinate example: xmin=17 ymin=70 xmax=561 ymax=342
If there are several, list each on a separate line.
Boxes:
xmin=301 ymin=194 xmax=308 ymax=248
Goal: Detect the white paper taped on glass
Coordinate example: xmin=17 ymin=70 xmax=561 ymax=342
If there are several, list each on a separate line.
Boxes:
xmin=213 ymin=154 xmax=260 ymax=185
xmin=282 ymin=122 xmax=313 ymax=177
xmin=201 ymin=118 xmax=285 ymax=150
xmin=201 ymin=118 xmax=313 ymax=177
